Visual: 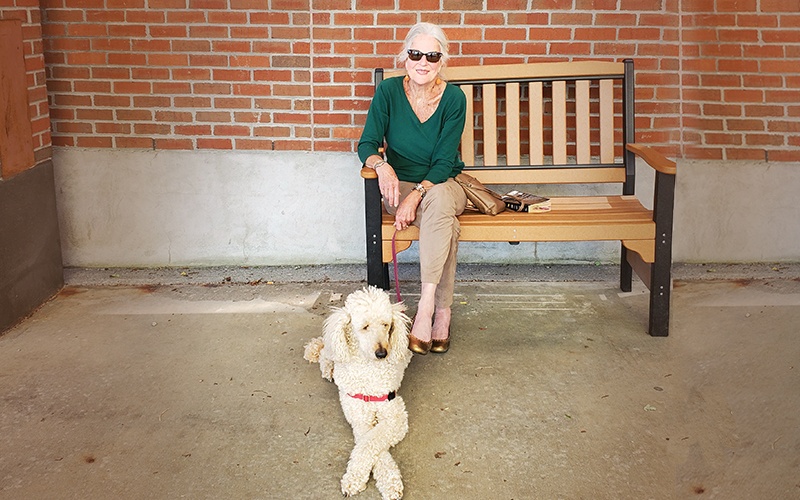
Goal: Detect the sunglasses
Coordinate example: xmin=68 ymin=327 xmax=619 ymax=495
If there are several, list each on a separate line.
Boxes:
xmin=407 ymin=49 xmax=443 ymax=63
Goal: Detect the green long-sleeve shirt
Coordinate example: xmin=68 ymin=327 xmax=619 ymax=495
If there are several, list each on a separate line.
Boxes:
xmin=358 ymin=76 xmax=466 ymax=185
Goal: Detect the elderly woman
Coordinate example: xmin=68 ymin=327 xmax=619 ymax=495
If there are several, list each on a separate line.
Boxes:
xmin=357 ymin=23 xmax=467 ymax=355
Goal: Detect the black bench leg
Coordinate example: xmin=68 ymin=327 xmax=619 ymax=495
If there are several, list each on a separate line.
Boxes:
xmin=620 ymin=246 xmax=633 ymax=293
xmin=648 ymin=171 xmax=676 ymax=337
xmin=365 ymin=176 xmax=389 ymax=290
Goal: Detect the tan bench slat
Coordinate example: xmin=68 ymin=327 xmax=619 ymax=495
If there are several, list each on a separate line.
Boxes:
xmin=529 ymin=82 xmax=544 ymax=165
xmin=482 ymin=83 xmax=497 ymax=165
xmin=576 ymin=80 xmax=590 ymax=164
xmin=552 ymin=80 xmax=567 ymax=165
xmin=444 ymin=61 xmax=625 ymax=81
xmin=600 ymin=79 xmax=615 ymax=163
xmin=466 ymin=167 xmax=626 ymax=184
xmin=506 ymin=82 xmax=521 ymax=165
xmin=383 ymin=196 xmax=655 ymax=243
xmin=461 ymin=84 xmax=475 ymax=166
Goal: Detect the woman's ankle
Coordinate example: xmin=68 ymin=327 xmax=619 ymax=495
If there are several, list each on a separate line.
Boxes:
xmin=432 ymin=307 xmax=451 ymax=340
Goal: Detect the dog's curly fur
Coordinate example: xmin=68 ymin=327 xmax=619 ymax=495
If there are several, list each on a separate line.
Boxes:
xmin=304 ymin=286 xmax=412 ymax=500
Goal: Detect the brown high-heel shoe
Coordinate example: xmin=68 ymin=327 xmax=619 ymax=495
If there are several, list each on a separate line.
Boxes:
xmin=430 ymin=336 xmax=450 ymax=353
xmin=408 ymin=334 xmax=432 ymax=355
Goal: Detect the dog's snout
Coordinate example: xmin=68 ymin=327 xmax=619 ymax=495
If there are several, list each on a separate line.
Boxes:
xmin=375 ymin=346 xmax=388 ymax=359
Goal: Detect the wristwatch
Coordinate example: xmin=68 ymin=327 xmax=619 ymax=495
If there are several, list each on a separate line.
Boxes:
xmin=413 ymin=183 xmax=427 ymax=198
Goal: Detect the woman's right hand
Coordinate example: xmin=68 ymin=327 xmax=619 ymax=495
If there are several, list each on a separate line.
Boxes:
xmin=376 ymin=163 xmax=400 ymax=208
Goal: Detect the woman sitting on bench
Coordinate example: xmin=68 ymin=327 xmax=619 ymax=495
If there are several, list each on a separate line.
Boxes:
xmin=357 ymin=22 xmax=467 ymax=355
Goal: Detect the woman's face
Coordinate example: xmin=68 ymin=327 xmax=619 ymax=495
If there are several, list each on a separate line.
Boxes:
xmin=404 ymin=34 xmax=442 ymax=87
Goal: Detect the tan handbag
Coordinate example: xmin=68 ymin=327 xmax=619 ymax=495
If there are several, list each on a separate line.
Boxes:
xmin=454 ymin=172 xmax=505 ymax=215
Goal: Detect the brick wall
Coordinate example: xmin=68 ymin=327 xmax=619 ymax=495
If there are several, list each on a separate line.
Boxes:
xmin=681 ymin=0 xmax=800 ymax=161
xmin=0 ymin=2 xmax=51 ymax=167
xmin=11 ymin=1 xmax=799 ymax=162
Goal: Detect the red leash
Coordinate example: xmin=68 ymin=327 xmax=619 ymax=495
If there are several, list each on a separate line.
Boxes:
xmin=392 ymin=229 xmax=401 ymax=303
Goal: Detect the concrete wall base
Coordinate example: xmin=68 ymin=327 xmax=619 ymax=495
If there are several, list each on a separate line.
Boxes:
xmin=53 ymin=148 xmax=800 ymax=268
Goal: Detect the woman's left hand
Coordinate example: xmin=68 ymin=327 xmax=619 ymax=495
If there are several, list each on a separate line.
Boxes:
xmin=393 ymin=190 xmax=422 ymax=231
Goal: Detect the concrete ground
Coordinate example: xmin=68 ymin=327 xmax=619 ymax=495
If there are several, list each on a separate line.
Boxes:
xmin=1 ymin=264 xmax=799 ymax=500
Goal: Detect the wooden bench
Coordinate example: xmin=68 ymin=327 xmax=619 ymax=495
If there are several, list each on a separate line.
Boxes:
xmin=361 ymin=59 xmax=677 ymax=337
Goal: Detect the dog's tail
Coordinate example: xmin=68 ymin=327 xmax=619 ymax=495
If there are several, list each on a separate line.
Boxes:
xmin=303 ymin=337 xmax=325 ymax=363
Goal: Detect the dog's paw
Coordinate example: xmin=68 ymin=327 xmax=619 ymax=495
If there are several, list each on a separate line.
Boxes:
xmin=374 ymin=453 xmax=403 ymax=500
xmin=303 ymin=337 xmax=324 ymax=363
xmin=341 ymin=469 xmax=369 ymax=498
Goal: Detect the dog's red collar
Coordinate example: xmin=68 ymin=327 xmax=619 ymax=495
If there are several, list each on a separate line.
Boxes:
xmin=348 ymin=391 xmax=396 ymax=402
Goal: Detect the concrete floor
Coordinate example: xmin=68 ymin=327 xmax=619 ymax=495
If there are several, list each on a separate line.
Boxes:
xmin=1 ymin=265 xmax=799 ymax=500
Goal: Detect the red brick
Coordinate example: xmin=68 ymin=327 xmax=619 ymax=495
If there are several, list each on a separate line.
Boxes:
xmin=375 ymin=12 xmax=417 ymax=26
xmin=742 ymin=44 xmax=785 ymax=58
xmin=173 ymin=40 xmax=211 ymax=52
xmin=173 ymin=68 xmax=212 ymax=80
xmin=464 ymin=13 xmax=505 ymax=25
xmin=167 ymin=11 xmax=207 ymax=23
xmin=742 ymin=74 xmax=783 ymax=88
xmin=744 ymin=105 xmax=785 ymax=117
xmin=717 ymin=0 xmax=758 ymax=11
xmin=766 ymin=89 xmax=800 ymax=103
xmin=526 ymin=27 xmax=570 ymax=41
xmin=152 ymin=82 xmax=191 ymax=95
xmin=174 ymin=96 xmax=212 ymax=108
xmin=189 ymin=25 xmax=228 ymax=38
xmin=92 ymin=38 xmax=132 ymax=51
xmin=746 ymin=133 xmax=785 ymax=145
xmin=762 ymin=29 xmax=800 ymax=44
xmin=232 ymin=83 xmax=272 ymax=96
xmin=736 ymin=14 xmax=779 ymax=27
xmin=85 ymin=10 xmax=125 ymax=23
xmin=717 ymin=58 xmax=759 ymax=72
xmin=355 ymin=0 xmax=393 ymax=9
xmin=701 ymin=74 xmax=740 ymax=87
xmin=196 ymin=111 xmax=232 ymax=122
xmin=148 ymin=53 xmax=188 ymax=66
xmin=507 ymin=12 xmax=549 ymax=25
xmin=442 ymin=0 xmax=483 ymax=9
xmin=594 ymin=13 xmax=637 ymax=26
xmin=726 ymin=119 xmax=765 ymax=131
xmin=688 ymin=14 xmax=737 ymax=27
xmin=197 ymin=138 xmax=233 ymax=149
xmin=703 ymin=104 xmax=742 ymax=117
xmin=114 ymin=81 xmax=152 ymax=94
xmin=131 ymin=39 xmax=171 ymax=52
xmin=726 ymin=148 xmax=767 ymax=160
xmin=132 ymin=96 xmax=170 ymax=108
xmin=214 ymin=69 xmax=252 ymax=81
xmin=108 ymin=24 xmax=147 ymax=37
xmin=67 ymin=23 xmax=108 ymax=37
xmin=761 ymin=59 xmax=800 ymax=73
xmin=116 ymin=109 xmax=152 ymax=121
xmin=700 ymin=43 xmax=742 ymax=58
xmin=134 ymin=123 xmax=170 ymax=135
xmin=722 ymin=89 xmax=763 ymax=103
xmin=115 ymin=137 xmax=153 ymax=148
xmin=189 ymin=0 xmax=227 ymax=7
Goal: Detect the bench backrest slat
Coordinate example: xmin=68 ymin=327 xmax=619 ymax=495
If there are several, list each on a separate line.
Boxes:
xmin=376 ymin=60 xmax=633 ymax=187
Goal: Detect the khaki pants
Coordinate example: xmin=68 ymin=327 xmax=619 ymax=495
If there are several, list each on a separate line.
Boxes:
xmin=385 ymin=178 xmax=467 ymax=308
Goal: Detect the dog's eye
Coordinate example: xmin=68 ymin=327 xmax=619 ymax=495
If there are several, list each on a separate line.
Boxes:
xmin=362 ymin=325 xmax=369 ymax=331
xmin=382 ymin=323 xmax=389 ymax=329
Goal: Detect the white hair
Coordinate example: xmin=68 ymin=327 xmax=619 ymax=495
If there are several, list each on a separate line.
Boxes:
xmin=396 ymin=22 xmax=450 ymax=69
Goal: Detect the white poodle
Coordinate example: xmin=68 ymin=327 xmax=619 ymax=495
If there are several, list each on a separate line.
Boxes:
xmin=304 ymin=286 xmax=412 ymax=500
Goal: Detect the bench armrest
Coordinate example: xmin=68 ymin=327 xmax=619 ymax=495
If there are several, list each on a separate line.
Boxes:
xmin=626 ymin=144 xmax=676 ymax=175
xmin=361 ymin=166 xmax=377 ymax=179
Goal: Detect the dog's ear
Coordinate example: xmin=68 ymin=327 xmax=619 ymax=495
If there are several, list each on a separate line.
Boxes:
xmin=387 ymin=301 xmax=410 ymax=359
xmin=322 ymin=306 xmax=354 ymax=363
